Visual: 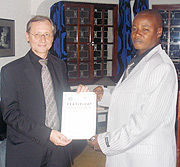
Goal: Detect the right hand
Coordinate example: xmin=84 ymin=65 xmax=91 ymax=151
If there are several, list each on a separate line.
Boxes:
xmin=87 ymin=135 xmax=101 ymax=151
xmin=76 ymin=84 xmax=90 ymax=93
xmin=93 ymin=86 xmax=104 ymax=101
xmin=50 ymin=130 xmax=72 ymax=146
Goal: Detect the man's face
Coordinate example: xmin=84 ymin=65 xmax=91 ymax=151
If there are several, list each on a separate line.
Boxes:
xmin=131 ymin=14 xmax=162 ymax=56
xmin=26 ymin=20 xmax=54 ymax=59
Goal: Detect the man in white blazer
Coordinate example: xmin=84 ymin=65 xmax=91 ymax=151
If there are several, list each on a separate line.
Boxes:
xmin=88 ymin=9 xmax=178 ymax=167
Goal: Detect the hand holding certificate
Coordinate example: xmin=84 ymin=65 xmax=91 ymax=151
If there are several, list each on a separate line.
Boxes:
xmin=61 ymin=92 xmax=96 ymax=139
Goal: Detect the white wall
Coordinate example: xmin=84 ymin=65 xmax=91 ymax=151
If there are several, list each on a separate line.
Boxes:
xmin=34 ymin=0 xmax=180 ymax=16
xmin=0 ymin=0 xmax=31 ymax=69
xmin=149 ymin=0 xmax=180 ymax=8
xmin=33 ymin=0 xmax=119 ymax=16
xmin=0 ymin=0 xmax=180 ymax=70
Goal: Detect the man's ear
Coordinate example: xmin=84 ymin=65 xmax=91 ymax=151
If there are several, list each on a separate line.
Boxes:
xmin=157 ymin=27 xmax=163 ymax=38
xmin=25 ymin=32 xmax=29 ymax=43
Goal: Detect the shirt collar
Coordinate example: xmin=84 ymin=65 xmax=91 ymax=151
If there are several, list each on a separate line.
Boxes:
xmin=29 ymin=49 xmax=50 ymax=64
xmin=136 ymin=44 xmax=159 ymax=58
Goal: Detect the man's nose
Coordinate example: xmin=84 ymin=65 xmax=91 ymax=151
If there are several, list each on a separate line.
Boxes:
xmin=135 ymin=29 xmax=142 ymax=36
xmin=39 ymin=34 xmax=46 ymax=41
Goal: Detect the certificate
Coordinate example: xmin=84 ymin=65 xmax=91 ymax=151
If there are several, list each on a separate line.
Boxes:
xmin=61 ymin=92 xmax=96 ymax=139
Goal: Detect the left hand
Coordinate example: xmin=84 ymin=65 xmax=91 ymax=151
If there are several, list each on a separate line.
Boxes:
xmin=76 ymin=84 xmax=90 ymax=93
xmin=49 ymin=130 xmax=72 ymax=146
xmin=87 ymin=135 xmax=101 ymax=151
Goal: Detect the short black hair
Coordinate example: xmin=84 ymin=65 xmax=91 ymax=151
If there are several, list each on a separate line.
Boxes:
xmin=136 ymin=9 xmax=163 ymax=28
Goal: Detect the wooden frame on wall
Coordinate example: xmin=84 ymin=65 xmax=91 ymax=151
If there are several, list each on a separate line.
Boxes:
xmin=0 ymin=18 xmax=15 ymax=57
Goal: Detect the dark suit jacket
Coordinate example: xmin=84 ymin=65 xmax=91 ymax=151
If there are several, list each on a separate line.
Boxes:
xmin=0 ymin=101 xmax=7 ymax=141
xmin=1 ymin=50 xmax=71 ymax=166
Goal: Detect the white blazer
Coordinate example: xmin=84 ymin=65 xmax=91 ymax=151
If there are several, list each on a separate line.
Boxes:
xmin=98 ymin=45 xmax=178 ymax=167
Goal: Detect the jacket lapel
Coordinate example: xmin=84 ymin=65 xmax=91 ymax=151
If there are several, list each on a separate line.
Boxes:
xmin=23 ymin=53 xmax=42 ymax=92
xmin=115 ymin=45 xmax=162 ymax=89
xmin=124 ymin=45 xmax=161 ymax=82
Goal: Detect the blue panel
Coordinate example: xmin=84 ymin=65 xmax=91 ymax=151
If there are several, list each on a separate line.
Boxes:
xmin=50 ymin=1 xmax=67 ymax=60
xmin=133 ymin=0 xmax=149 ymax=17
xmin=117 ymin=0 xmax=134 ymax=80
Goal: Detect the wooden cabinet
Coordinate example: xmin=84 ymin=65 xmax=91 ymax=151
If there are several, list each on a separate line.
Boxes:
xmin=64 ymin=2 xmax=118 ymax=85
xmin=153 ymin=5 xmax=180 ymax=80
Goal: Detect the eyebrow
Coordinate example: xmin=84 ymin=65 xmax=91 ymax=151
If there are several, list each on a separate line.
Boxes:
xmin=142 ymin=25 xmax=151 ymax=27
xmin=132 ymin=24 xmax=151 ymax=28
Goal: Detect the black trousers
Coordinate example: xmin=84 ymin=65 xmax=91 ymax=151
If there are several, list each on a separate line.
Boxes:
xmin=40 ymin=140 xmax=87 ymax=166
xmin=40 ymin=141 xmax=72 ymax=167
xmin=71 ymin=140 xmax=87 ymax=160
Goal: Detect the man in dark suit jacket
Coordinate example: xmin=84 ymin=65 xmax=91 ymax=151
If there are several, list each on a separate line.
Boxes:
xmin=0 ymin=100 xmax=6 ymax=167
xmin=0 ymin=101 xmax=6 ymax=141
xmin=1 ymin=15 xmax=88 ymax=167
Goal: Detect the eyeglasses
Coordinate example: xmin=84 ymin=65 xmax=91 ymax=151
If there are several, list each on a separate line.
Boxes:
xmin=29 ymin=32 xmax=53 ymax=39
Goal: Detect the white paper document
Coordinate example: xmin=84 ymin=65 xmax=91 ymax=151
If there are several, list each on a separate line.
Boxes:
xmin=61 ymin=92 xmax=96 ymax=139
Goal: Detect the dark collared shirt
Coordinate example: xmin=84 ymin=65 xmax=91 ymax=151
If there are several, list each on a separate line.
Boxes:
xmin=29 ymin=50 xmax=42 ymax=82
xmin=126 ymin=44 xmax=159 ymax=76
xmin=29 ymin=50 xmax=56 ymax=86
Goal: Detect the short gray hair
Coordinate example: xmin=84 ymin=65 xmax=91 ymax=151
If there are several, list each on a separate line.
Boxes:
xmin=26 ymin=15 xmax=56 ymax=36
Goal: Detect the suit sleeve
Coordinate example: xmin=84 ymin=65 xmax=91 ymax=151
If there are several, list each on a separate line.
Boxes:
xmin=1 ymin=65 xmax=51 ymax=146
xmin=98 ymin=63 xmax=178 ymax=156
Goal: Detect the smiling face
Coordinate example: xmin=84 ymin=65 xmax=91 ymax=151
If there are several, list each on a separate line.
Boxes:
xmin=131 ymin=12 xmax=163 ymax=56
xmin=25 ymin=20 xmax=54 ymax=59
